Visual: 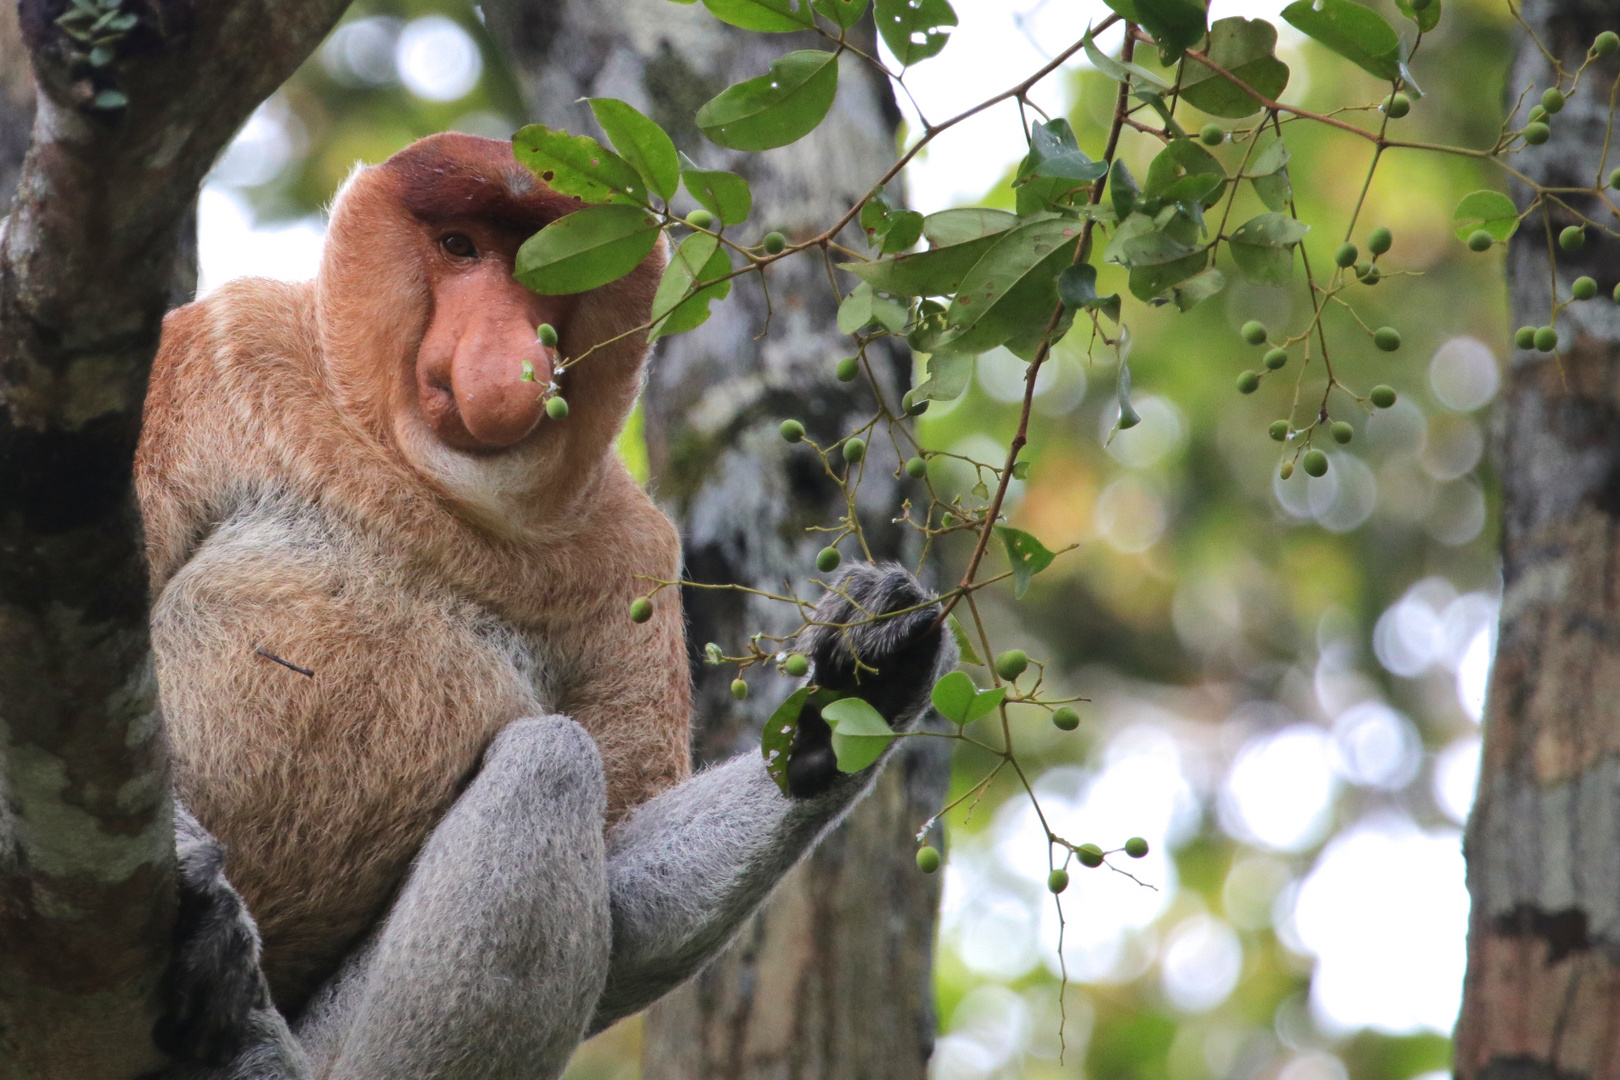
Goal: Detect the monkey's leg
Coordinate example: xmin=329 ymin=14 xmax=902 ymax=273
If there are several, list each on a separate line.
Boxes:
xmin=305 ymin=716 xmax=611 ymax=1080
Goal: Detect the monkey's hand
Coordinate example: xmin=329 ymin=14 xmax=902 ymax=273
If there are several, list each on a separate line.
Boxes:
xmin=786 ymin=563 xmax=957 ymax=798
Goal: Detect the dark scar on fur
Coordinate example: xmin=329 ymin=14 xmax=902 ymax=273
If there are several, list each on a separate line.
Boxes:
xmin=254 ymin=647 xmax=315 ymax=677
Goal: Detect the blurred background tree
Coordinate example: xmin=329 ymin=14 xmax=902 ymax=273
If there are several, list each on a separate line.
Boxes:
xmin=8 ymin=0 xmax=1534 ymax=1074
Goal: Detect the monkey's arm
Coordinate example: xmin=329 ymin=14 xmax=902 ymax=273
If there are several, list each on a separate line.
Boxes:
xmin=588 ymin=563 xmax=955 ymax=1031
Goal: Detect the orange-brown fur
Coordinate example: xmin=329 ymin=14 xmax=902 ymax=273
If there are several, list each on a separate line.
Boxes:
xmin=136 ymin=134 xmax=690 ymax=1013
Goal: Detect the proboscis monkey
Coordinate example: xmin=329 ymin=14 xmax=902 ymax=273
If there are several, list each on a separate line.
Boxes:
xmin=140 ymin=133 xmax=953 ymax=1079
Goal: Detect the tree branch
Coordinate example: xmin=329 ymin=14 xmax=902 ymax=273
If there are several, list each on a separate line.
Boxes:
xmin=0 ymin=2 xmax=347 ymax=1076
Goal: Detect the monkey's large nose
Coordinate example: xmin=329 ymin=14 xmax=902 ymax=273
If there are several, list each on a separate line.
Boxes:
xmin=447 ymin=327 xmax=552 ymax=448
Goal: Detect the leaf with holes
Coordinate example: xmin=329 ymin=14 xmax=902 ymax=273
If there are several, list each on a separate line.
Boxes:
xmin=650 ymin=234 xmax=733 ymax=341
xmin=995 ymin=525 xmax=1055 ymax=599
xmin=513 ymin=125 xmax=648 ymax=206
xmin=1282 ymin=0 xmax=1403 ymax=82
xmin=515 ymin=204 xmax=662 ymax=295
xmin=875 ymin=0 xmax=957 ymax=66
xmin=681 ymin=160 xmax=752 ymax=225
xmin=761 ymin=686 xmax=814 ymax=794
xmin=1179 ymin=17 xmax=1290 ymax=117
xmin=697 ymin=50 xmax=840 ymax=151
xmin=1452 ymin=189 xmax=1520 ymax=243
xmin=588 ymin=98 xmax=680 ymax=201
xmin=824 ymin=697 xmax=896 ymax=772
xmin=701 ymin=0 xmax=814 ymax=32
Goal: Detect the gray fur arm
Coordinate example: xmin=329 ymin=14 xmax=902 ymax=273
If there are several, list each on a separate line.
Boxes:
xmin=589 ymin=563 xmax=955 ymax=1031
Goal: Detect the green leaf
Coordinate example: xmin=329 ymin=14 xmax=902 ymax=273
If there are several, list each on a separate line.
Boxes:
xmin=649 ymin=233 xmax=733 ymax=341
xmin=1249 ymin=138 xmax=1289 ymax=176
xmin=995 ymin=525 xmax=1056 ymax=599
xmin=881 ymin=209 xmax=925 ymax=254
xmin=1452 ymin=189 xmax=1520 ymax=242
xmin=813 ymin=0 xmax=869 ymax=27
xmin=948 ymin=615 xmax=984 ymax=665
xmin=923 ymin=208 xmax=1018 ymax=246
xmin=513 ymin=125 xmax=648 ymax=206
xmin=823 ymin=697 xmax=896 ymax=772
xmin=515 ymin=204 xmax=662 ymax=295
xmin=1135 ymin=0 xmax=1208 ymax=57
xmin=1057 ymin=264 xmax=1122 ymax=323
xmin=1115 ymin=361 xmax=1141 ymax=432
xmin=588 ymin=99 xmax=680 ymax=202
xmin=681 ymin=163 xmax=753 ymax=225
xmin=1228 ymin=211 xmax=1310 ymax=287
xmin=915 ymin=351 xmax=973 ymax=401
xmin=1144 ymin=139 xmax=1225 ymax=203
xmin=701 ymin=0 xmax=814 ymax=31
xmin=1084 ymin=34 xmax=1173 ymax=91
xmin=1110 ymin=158 xmax=1140 ymax=221
xmin=1179 ymin=17 xmax=1291 ymax=117
xmin=1130 ymin=250 xmax=1209 ymax=300
xmin=1027 ymin=119 xmax=1110 ymax=182
xmin=930 ymin=671 xmax=1006 ymax=725
xmin=936 ymin=216 xmax=1082 ymax=355
xmin=1282 ymin=0 xmax=1403 ymax=82
xmin=1393 ymin=0 xmax=1440 ymax=32
xmin=1170 ymin=266 xmax=1226 ymax=310
xmin=762 ymin=686 xmax=815 ymax=794
xmin=842 ymin=233 xmax=1004 ymax=297
xmin=696 ymin=50 xmax=840 ymax=151
xmin=875 ymin=0 xmax=957 ymax=66
xmin=1248 ymin=140 xmax=1292 ymax=211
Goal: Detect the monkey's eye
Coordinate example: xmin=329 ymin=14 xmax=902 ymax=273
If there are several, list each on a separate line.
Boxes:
xmin=439 ymin=233 xmax=478 ymax=259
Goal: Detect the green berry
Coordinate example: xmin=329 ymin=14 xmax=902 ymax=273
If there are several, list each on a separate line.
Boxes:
xmin=816 ymin=546 xmax=842 ymax=573
xmin=1334 ymin=242 xmax=1359 ymax=268
xmin=1514 ymin=326 xmax=1537 ymax=349
xmin=1529 ymin=106 xmax=1548 ymax=125
xmin=995 ymin=649 xmax=1029 ymax=681
xmin=1279 ymin=461 xmax=1294 ymax=480
xmin=1374 ymin=326 xmax=1402 ymax=352
xmin=1237 ymin=370 xmax=1261 ymax=395
xmin=1534 ymin=325 xmax=1559 ymax=352
xmin=780 ymin=419 xmax=805 ymax=443
xmin=835 ymin=356 xmax=860 ymax=382
xmin=763 ymin=230 xmax=787 ymax=255
xmin=546 ymin=395 xmax=570 ymax=420
xmin=1200 ymin=123 xmax=1224 ymax=146
xmin=731 ymin=678 xmax=749 ymax=700
xmin=686 ymin=208 xmax=715 ymax=229
xmin=1542 ymin=87 xmax=1566 ymax=114
xmin=1370 ymin=384 xmax=1397 ymax=408
xmin=841 ymin=437 xmax=866 ymax=464
xmin=630 ymin=597 xmax=654 ymax=623
xmin=1052 ymin=706 xmax=1080 ymax=731
xmin=1264 ymin=347 xmax=1288 ymax=370
xmin=1077 ymin=843 xmax=1105 ymax=868
xmin=1357 ymin=262 xmax=1382 ymax=285
xmin=1331 ymin=420 xmax=1354 ymax=444
xmin=905 ymin=456 xmax=928 ymax=479
xmin=1383 ymin=92 xmax=1411 ymax=118
xmin=1124 ymin=836 xmax=1150 ymax=858
xmin=1560 ymin=226 xmax=1586 ymax=251
xmin=1574 ymin=276 xmax=1599 ymax=301
xmin=916 ymin=845 xmax=941 ymax=874
xmin=1614 ymin=282 xmax=1620 ymax=303
xmin=1048 ymin=867 xmax=1070 ymax=894
xmin=1525 ymin=122 xmax=1551 ymax=145
xmin=1595 ymin=31 xmax=1620 ymax=57
xmin=1468 ymin=229 xmax=1494 ymax=252
xmin=1611 ymin=168 xmax=1620 ymax=190
xmin=1303 ymin=449 xmax=1329 ymax=477
xmin=784 ymin=653 xmax=810 ymax=678
xmin=537 ymin=322 xmax=559 ymax=347
xmin=1368 ymin=227 xmax=1392 ymax=255
xmin=1269 ymin=419 xmax=1290 ymax=442
xmin=902 ymin=389 xmax=929 ymax=416
xmin=1241 ymin=320 xmax=1268 ymax=345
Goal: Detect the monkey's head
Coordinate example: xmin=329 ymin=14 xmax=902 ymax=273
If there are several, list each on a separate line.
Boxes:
xmin=316 ymin=133 xmax=664 ymax=527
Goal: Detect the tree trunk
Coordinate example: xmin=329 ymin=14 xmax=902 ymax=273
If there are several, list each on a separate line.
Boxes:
xmin=0 ymin=0 xmax=35 ymax=214
xmin=1456 ymin=3 xmax=1620 ymax=1076
xmin=481 ymin=4 xmax=949 ymax=1076
xmin=0 ymin=2 xmax=345 ymax=1075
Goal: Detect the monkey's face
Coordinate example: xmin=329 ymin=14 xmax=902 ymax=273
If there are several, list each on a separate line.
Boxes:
xmin=316 ymin=133 xmax=664 ymax=527
xmin=412 ymin=222 xmax=577 ymax=453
